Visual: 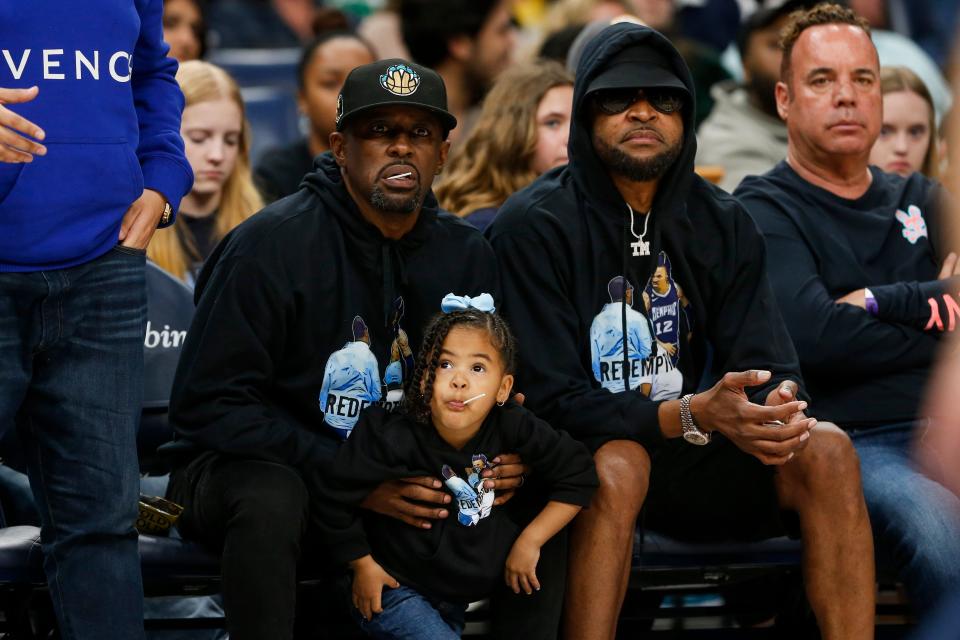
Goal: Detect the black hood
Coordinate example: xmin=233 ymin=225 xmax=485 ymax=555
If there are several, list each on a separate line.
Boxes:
xmin=569 ymin=23 xmax=698 ymax=220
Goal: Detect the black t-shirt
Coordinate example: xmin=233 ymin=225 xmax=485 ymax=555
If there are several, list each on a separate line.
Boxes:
xmin=736 ymin=162 xmax=954 ymax=428
xmin=180 ymin=212 xmax=218 ymax=262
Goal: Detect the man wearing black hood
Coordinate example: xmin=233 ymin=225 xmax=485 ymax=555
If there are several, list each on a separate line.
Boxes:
xmin=489 ymin=23 xmax=875 ymax=639
xmin=161 ymin=60 xmax=526 ymax=640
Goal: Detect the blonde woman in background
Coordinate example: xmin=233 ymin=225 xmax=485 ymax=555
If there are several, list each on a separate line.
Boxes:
xmin=149 ymin=61 xmax=263 ymax=285
xmin=436 ymin=59 xmax=574 ymax=231
xmin=870 ymin=66 xmax=940 ymax=178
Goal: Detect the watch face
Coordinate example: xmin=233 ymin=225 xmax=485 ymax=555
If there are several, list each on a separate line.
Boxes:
xmin=682 ymin=430 xmax=710 ymax=446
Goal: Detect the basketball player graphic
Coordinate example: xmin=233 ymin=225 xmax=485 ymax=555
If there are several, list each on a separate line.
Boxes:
xmin=442 ymin=455 xmax=495 ymax=527
xmin=590 ymin=276 xmax=654 ymax=394
xmin=318 ymin=316 xmax=382 ymax=439
xmin=384 ymin=297 xmax=414 ymax=407
xmin=641 ymin=252 xmax=691 ymax=400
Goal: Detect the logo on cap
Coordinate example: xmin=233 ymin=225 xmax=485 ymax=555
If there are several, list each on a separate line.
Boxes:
xmin=335 ymin=94 xmax=344 ymax=125
xmin=380 ymin=64 xmax=420 ymax=96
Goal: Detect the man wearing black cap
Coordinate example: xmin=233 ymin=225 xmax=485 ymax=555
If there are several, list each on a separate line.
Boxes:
xmin=162 ymin=59 xmax=524 ymax=640
xmin=489 ymin=22 xmax=875 ymax=639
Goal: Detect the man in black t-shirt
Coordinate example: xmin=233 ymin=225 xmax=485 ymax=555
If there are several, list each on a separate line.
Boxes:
xmin=736 ymin=4 xmax=960 ymax=615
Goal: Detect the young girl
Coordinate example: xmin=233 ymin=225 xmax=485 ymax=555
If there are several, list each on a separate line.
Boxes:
xmin=869 ymin=66 xmax=940 ymax=178
xmin=317 ymin=294 xmax=598 ymax=638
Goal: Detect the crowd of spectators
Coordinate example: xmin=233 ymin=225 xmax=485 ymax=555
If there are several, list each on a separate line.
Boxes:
xmin=2 ymin=0 xmax=960 ymax=638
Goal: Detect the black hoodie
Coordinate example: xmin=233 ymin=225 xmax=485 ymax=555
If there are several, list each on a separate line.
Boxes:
xmin=488 ymin=24 xmax=803 ymax=451
xmin=165 ymin=152 xmax=499 ymax=472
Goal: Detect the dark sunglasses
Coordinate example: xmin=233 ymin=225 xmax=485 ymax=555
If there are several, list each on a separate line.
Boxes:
xmin=592 ymin=88 xmax=686 ymax=115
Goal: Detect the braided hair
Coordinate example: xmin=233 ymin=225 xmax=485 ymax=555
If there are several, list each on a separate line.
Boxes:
xmin=402 ymin=309 xmax=517 ymax=425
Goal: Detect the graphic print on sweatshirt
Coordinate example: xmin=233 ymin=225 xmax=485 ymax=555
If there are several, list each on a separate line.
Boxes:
xmin=442 ymin=454 xmax=495 ymax=527
xmin=319 ymin=315 xmax=383 ymax=439
xmin=895 ymin=205 xmax=928 ymax=245
xmin=590 ymin=276 xmax=654 ymax=392
xmin=641 ymin=251 xmax=691 ymax=401
xmin=384 ymin=297 xmax=414 ymax=404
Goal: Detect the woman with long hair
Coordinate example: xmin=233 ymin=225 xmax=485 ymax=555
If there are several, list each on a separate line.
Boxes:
xmin=254 ymin=19 xmax=375 ymax=203
xmin=436 ymin=59 xmax=574 ymax=231
xmin=870 ymin=66 xmax=940 ymax=178
xmin=148 ymin=61 xmax=263 ymax=285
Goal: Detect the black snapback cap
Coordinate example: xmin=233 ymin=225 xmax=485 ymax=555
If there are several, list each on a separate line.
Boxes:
xmin=335 ymin=59 xmax=458 ymax=134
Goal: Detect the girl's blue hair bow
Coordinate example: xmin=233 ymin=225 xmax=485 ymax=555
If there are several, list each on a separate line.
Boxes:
xmin=440 ymin=293 xmax=496 ymax=314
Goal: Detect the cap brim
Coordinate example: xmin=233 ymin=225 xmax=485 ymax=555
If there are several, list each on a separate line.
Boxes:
xmin=336 ymin=101 xmax=458 ymax=134
xmin=585 ymin=64 xmax=688 ymax=95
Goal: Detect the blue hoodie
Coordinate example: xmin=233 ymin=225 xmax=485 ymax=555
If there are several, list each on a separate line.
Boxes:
xmin=0 ymin=0 xmax=194 ymax=272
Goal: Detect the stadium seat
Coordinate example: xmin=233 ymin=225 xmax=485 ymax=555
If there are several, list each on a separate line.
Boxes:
xmin=207 ymin=48 xmax=300 ymax=94
xmin=241 ymin=86 xmax=302 ymax=166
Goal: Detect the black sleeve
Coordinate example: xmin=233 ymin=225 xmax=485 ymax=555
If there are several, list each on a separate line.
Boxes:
xmin=508 ymin=408 xmax=598 ymax=507
xmin=870 ymin=276 xmax=960 ymax=332
xmin=741 ymin=194 xmax=940 ymax=377
xmin=168 ymin=255 xmax=332 ymax=469
xmin=312 ymin=413 xmax=406 ymax=566
xmin=869 ymin=186 xmax=958 ymax=333
xmin=708 ymin=209 xmax=808 ymax=405
xmin=490 ymin=214 xmax=665 ymax=450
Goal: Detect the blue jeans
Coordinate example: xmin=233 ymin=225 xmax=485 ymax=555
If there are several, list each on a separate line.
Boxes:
xmin=347 ymin=581 xmax=467 ymax=640
xmin=851 ymin=421 xmax=960 ymax=614
xmin=0 ymin=245 xmax=148 ymax=640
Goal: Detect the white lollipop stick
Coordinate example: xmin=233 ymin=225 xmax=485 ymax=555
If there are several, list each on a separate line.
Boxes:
xmin=463 ymin=393 xmax=487 ymax=405
xmin=386 ymin=172 xmax=412 ymax=181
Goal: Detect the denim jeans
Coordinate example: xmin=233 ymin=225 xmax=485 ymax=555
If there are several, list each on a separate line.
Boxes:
xmin=0 ymin=245 xmax=148 ymax=640
xmin=346 ymin=581 xmax=466 ymax=640
xmin=851 ymin=421 xmax=960 ymax=614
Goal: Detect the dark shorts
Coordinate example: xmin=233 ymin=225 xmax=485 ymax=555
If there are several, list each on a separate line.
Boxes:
xmin=602 ymin=434 xmax=798 ymax=543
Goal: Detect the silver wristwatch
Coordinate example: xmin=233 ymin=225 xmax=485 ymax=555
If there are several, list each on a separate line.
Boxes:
xmin=680 ymin=393 xmax=711 ymax=445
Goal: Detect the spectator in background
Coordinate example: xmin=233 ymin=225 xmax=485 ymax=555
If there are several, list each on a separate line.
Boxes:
xmin=696 ymin=1 xmax=807 ymax=192
xmin=255 ymin=20 xmax=375 ymax=203
xmin=857 ymin=2 xmax=953 ymax=122
xmin=557 ymin=2 xmax=731 ymax=126
xmin=436 ymin=60 xmax=573 ymax=231
xmin=870 ymin=66 xmax=940 ymax=178
xmin=206 ymin=0 xmax=318 ymax=49
xmin=540 ymin=0 xmax=635 ymax=37
xmin=538 ymin=23 xmax=588 ymax=64
xmin=736 ymin=4 xmax=960 ymax=616
xmin=398 ymin=0 xmax=518 ymax=147
xmin=149 ymin=61 xmax=262 ymax=286
xmin=163 ymin=0 xmax=206 ymax=62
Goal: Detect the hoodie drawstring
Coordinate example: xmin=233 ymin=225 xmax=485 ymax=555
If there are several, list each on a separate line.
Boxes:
xmin=382 ymin=244 xmax=395 ymax=328
xmin=620 ymin=215 xmax=631 ymax=394
xmin=381 ymin=242 xmax=410 ymax=328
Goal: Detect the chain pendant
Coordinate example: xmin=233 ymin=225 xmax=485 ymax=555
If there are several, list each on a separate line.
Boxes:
xmin=631 ymin=239 xmax=650 ymax=257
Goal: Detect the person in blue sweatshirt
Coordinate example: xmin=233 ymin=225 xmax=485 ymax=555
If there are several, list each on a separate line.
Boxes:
xmin=0 ymin=2 xmax=193 ymax=638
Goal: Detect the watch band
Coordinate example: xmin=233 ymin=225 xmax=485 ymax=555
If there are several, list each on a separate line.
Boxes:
xmin=680 ymin=393 xmax=711 ymax=446
xmin=864 ymin=288 xmax=878 ymax=316
xmin=159 ymin=201 xmax=173 ymax=227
